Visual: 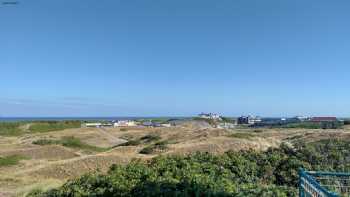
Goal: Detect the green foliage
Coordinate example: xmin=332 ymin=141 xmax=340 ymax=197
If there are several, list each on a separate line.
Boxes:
xmin=33 ymin=136 xmax=107 ymax=152
xmin=29 ymin=121 xmax=81 ymax=133
xmin=120 ymin=128 xmax=129 ymax=131
xmin=221 ymin=117 xmax=235 ymax=123
xmin=32 ymin=139 xmax=56 ymax=145
xmin=0 ymin=122 xmax=24 ymax=136
xmin=139 ymin=146 xmax=154 ymax=154
xmin=32 ymin=139 xmax=350 ymax=197
xmin=118 ymin=139 xmax=141 ymax=146
xmin=0 ymin=155 xmax=28 ymax=167
xmin=282 ymin=121 xmax=343 ymax=129
xmin=26 ymin=189 xmax=45 ymax=197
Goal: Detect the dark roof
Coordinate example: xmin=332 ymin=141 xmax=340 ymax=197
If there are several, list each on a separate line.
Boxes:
xmin=311 ymin=117 xmax=337 ymax=122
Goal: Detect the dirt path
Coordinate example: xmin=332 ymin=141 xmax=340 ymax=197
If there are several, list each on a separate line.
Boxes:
xmin=97 ymin=127 xmax=127 ymax=145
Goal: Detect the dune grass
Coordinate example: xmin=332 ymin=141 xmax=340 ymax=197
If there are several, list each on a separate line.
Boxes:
xmin=28 ymin=121 xmax=81 ymax=133
xmin=0 ymin=122 xmax=24 ymax=136
xmin=139 ymin=140 xmax=169 ymax=154
xmin=0 ymin=121 xmax=81 ymax=136
xmin=33 ymin=136 xmax=108 ymax=152
xmin=230 ymin=132 xmax=255 ymax=139
xmin=0 ymin=155 xmax=29 ymax=167
xmin=140 ymin=134 xmax=161 ymax=142
xmin=117 ymin=133 xmax=162 ymax=148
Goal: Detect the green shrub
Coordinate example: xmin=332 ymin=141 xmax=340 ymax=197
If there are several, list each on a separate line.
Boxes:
xmin=32 ymin=139 xmax=57 ymax=145
xmin=120 ymin=128 xmax=128 ymax=131
xmin=282 ymin=122 xmax=343 ymax=129
xmin=31 ymin=139 xmax=350 ymax=197
xmin=139 ymin=146 xmax=154 ymax=154
xmin=117 ymin=139 xmax=141 ymax=146
xmin=26 ymin=189 xmax=44 ymax=197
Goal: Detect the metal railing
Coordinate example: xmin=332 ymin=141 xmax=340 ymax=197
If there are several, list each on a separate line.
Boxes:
xmin=299 ymin=169 xmax=350 ymax=197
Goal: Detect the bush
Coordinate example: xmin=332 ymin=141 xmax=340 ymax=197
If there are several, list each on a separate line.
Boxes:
xmin=139 ymin=146 xmax=154 ymax=154
xmin=32 ymin=139 xmax=57 ymax=145
xmin=26 ymin=189 xmax=44 ymax=197
xmin=31 ymin=139 xmax=350 ymax=197
xmin=282 ymin=122 xmax=343 ymax=129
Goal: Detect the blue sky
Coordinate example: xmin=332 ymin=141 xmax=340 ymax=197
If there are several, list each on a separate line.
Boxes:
xmin=1 ymin=0 xmax=350 ymax=117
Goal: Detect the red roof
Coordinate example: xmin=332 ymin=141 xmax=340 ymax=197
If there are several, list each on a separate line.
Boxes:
xmin=311 ymin=117 xmax=337 ymax=122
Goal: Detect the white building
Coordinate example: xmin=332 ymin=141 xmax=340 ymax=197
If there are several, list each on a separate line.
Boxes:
xmin=160 ymin=123 xmax=172 ymax=127
xmin=295 ymin=116 xmax=309 ymax=122
xmin=84 ymin=123 xmax=102 ymax=128
xmin=113 ymin=120 xmax=137 ymax=127
xmin=248 ymin=116 xmax=262 ymax=124
xmin=217 ymin=122 xmax=236 ymax=129
xmin=238 ymin=116 xmax=262 ymax=125
xmin=198 ymin=113 xmax=221 ymax=120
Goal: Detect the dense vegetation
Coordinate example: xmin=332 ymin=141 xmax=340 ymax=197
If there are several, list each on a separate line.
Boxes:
xmin=0 ymin=155 xmax=28 ymax=167
xmin=29 ymin=121 xmax=81 ymax=133
xmin=279 ymin=121 xmax=343 ymax=129
xmin=33 ymin=136 xmax=107 ymax=152
xmin=29 ymin=139 xmax=350 ymax=197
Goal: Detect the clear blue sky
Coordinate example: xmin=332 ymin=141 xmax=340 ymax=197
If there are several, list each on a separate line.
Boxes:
xmin=1 ymin=0 xmax=350 ymax=117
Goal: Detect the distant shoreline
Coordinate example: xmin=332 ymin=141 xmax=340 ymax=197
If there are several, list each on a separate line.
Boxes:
xmin=0 ymin=117 xmax=191 ymax=122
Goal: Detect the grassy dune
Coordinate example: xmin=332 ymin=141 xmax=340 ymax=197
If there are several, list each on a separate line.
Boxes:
xmin=29 ymin=121 xmax=81 ymax=133
xmin=0 ymin=122 xmax=24 ymax=136
xmin=0 ymin=121 xmax=81 ymax=136
xmin=0 ymin=155 xmax=29 ymax=167
xmin=33 ymin=136 xmax=108 ymax=152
